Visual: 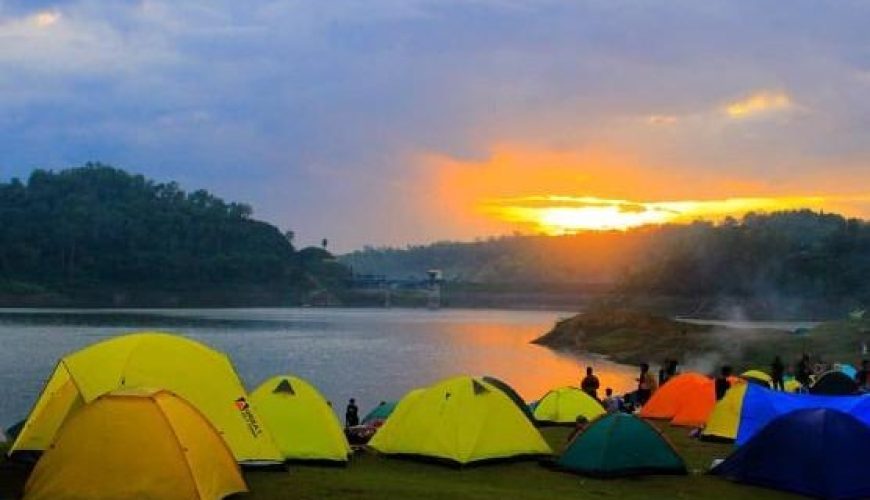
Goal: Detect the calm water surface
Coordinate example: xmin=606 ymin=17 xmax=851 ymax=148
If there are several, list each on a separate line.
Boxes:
xmin=0 ymin=308 xmax=638 ymax=426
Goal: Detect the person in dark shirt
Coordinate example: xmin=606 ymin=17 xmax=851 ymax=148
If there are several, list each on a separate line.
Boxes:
xmin=771 ymin=356 xmax=785 ymax=391
xmin=796 ymin=354 xmax=812 ymax=388
xmin=715 ymin=366 xmax=733 ymax=400
xmin=345 ymin=398 xmax=359 ymax=428
xmin=581 ymin=366 xmax=600 ymax=400
xmin=636 ymin=363 xmax=657 ymax=406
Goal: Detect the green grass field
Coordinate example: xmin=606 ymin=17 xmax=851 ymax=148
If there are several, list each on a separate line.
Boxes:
xmin=0 ymin=423 xmax=799 ymax=499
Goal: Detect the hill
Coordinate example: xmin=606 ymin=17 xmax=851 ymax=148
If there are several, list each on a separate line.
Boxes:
xmin=0 ymin=164 xmax=350 ymax=306
xmin=343 ymin=211 xmax=870 ymax=318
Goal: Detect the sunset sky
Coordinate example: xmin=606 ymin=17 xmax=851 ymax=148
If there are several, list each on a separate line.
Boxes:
xmin=1 ymin=1 xmax=868 ymax=251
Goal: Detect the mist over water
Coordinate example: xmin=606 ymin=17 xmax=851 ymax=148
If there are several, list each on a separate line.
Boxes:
xmin=0 ymin=308 xmax=638 ymax=425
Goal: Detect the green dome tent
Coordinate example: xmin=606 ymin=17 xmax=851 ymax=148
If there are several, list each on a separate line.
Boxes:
xmin=362 ymin=401 xmax=397 ymax=425
xmin=556 ymin=413 xmax=686 ymax=477
xmin=810 ymin=370 xmax=858 ymax=395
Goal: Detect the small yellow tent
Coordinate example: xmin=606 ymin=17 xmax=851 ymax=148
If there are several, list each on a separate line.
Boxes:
xmin=740 ymin=370 xmax=773 ymax=387
xmin=24 ymin=389 xmax=247 ymax=500
xmin=701 ymin=383 xmax=747 ymax=441
xmin=369 ymin=376 xmax=551 ymax=464
xmin=251 ymin=375 xmax=351 ymax=462
xmin=532 ymin=387 xmax=605 ymax=424
xmin=11 ymin=332 xmax=282 ymax=464
xmin=784 ymin=379 xmax=802 ymax=392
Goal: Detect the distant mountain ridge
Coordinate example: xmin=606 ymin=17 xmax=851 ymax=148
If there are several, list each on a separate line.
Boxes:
xmin=342 ymin=210 xmax=870 ymax=316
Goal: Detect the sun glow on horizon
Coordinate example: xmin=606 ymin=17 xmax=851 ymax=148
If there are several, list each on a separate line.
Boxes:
xmin=483 ymin=195 xmax=858 ymax=234
xmin=424 ymin=145 xmax=870 ymax=238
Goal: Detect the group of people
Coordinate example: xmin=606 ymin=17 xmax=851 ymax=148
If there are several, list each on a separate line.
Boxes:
xmin=579 ymin=364 xmax=658 ymax=415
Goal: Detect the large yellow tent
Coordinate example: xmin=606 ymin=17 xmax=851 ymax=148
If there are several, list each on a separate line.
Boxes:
xmin=532 ymin=387 xmax=605 ymax=424
xmin=369 ymin=376 xmax=552 ymax=464
xmin=24 ymin=389 xmax=247 ymax=500
xmin=251 ymin=375 xmax=351 ymax=462
xmin=11 ymin=332 xmax=282 ymax=464
xmin=700 ymin=383 xmax=747 ymax=441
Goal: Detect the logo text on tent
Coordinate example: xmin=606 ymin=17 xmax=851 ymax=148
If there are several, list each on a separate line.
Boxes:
xmin=234 ymin=397 xmax=263 ymax=437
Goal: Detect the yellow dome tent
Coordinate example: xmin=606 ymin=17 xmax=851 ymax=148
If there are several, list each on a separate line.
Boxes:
xmin=740 ymin=370 xmax=773 ymax=387
xmin=700 ymin=383 xmax=747 ymax=441
xmin=369 ymin=376 xmax=551 ymax=464
xmin=24 ymin=389 xmax=247 ymax=500
xmin=250 ymin=375 xmax=351 ymax=462
xmin=784 ymin=379 xmax=802 ymax=392
xmin=11 ymin=332 xmax=282 ymax=464
xmin=532 ymin=387 xmax=605 ymax=425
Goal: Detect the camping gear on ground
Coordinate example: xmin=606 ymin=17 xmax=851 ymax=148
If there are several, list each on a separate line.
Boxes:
xmin=556 ymin=413 xmax=686 ymax=477
xmin=482 ymin=376 xmax=536 ymax=423
xmin=250 ymin=375 xmax=351 ymax=462
xmin=639 ymin=373 xmax=715 ymax=427
xmin=713 ymin=408 xmax=870 ymax=499
xmin=10 ymin=332 xmax=282 ymax=464
xmin=810 ymin=370 xmax=858 ymax=395
xmin=739 ymin=370 xmax=772 ymax=387
xmin=700 ymin=383 xmax=748 ymax=442
xmin=734 ymin=384 xmax=870 ymax=445
xmin=24 ymin=389 xmax=247 ymax=500
xmin=369 ymin=376 xmax=551 ymax=465
xmin=532 ymin=386 xmax=604 ymax=425
xmin=361 ymin=401 xmax=398 ymax=426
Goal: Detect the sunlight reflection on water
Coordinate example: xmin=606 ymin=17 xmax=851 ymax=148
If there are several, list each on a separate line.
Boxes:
xmin=0 ymin=308 xmax=638 ymax=424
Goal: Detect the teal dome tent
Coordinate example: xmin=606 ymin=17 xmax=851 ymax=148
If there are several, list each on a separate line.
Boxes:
xmin=556 ymin=413 xmax=686 ymax=477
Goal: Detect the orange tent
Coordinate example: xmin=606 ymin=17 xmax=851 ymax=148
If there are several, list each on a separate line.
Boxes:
xmin=640 ymin=373 xmax=715 ymax=427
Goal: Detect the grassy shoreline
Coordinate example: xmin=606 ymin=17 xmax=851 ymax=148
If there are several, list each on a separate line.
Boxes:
xmin=0 ymin=425 xmax=797 ymax=499
xmin=534 ymin=308 xmax=870 ymax=373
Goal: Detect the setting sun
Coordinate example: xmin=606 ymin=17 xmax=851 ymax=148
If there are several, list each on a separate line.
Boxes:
xmin=426 ymin=146 xmax=870 ymax=237
xmin=482 ymin=195 xmax=857 ymax=234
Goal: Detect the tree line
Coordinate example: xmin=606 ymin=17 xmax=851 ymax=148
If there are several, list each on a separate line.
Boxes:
xmin=0 ymin=164 xmax=349 ymax=304
xmin=343 ymin=211 xmax=870 ymax=311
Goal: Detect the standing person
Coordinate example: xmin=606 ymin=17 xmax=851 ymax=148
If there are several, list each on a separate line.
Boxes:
xmin=715 ymin=366 xmax=733 ymax=401
xmin=581 ymin=366 xmax=600 ymax=400
xmin=667 ymin=359 xmax=679 ymax=379
xmin=637 ymin=363 xmax=657 ymax=407
xmin=771 ymin=356 xmax=785 ymax=391
xmin=345 ymin=398 xmax=359 ymax=428
xmin=796 ymin=354 xmax=812 ymax=389
xmin=658 ymin=359 xmax=669 ymax=386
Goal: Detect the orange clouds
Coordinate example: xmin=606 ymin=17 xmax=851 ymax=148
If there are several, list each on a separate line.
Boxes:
xmin=421 ymin=145 xmax=870 ymax=236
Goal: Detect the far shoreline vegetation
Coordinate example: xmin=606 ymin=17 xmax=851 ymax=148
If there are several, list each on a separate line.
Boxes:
xmin=0 ymin=164 xmax=868 ymax=324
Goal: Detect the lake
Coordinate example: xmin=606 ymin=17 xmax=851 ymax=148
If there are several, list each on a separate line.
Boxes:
xmin=0 ymin=307 xmax=639 ymax=426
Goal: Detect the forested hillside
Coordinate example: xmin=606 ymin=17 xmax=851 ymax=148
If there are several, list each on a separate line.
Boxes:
xmin=342 ymin=231 xmax=652 ymax=284
xmin=0 ymin=164 xmax=349 ymax=306
xmin=343 ymin=211 xmax=870 ymax=315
